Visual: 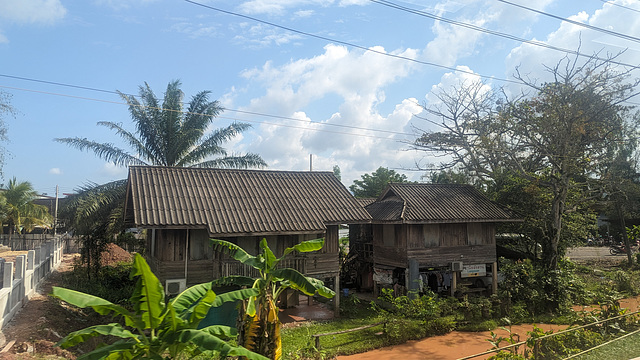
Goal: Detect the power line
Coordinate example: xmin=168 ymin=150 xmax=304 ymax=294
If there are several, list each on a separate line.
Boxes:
xmin=182 ymin=0 xmax=523 ymax=86
xmin=0 ymin=74 xmax=416 ymax=137
xmin=0 ymin=84 xmax=416 ymax=142
xmin=369 ymin=0 xmax=640 ymax=69
xmin=597 ymin=0 xmax=640 ymax=14
xmin=497 ymin=0 xmax=640 ymax=43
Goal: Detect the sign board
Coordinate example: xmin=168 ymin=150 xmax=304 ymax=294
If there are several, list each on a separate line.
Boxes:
xmin=461 ymin=264 xmax=486 ymax=278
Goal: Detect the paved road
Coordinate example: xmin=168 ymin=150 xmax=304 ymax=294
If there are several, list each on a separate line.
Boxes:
xmin=566 ymin=246 xmax=627 ymax=261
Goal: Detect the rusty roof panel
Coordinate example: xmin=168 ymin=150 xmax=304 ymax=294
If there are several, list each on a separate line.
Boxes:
xmin=126 ymin=166 xmax=371 ymax=235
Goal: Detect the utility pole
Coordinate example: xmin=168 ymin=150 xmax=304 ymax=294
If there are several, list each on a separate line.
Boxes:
xmin=54 ymin=185 xmax=59 ymax=236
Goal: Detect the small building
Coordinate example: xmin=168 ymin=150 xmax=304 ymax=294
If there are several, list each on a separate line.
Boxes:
xmin=123 ymin=166 xmax=371 ymax=303
xmin=352 ymin=183 xmax=520 ymax=296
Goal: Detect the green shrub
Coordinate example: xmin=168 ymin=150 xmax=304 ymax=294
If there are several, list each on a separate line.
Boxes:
xmin=60 ymin=261 xmax=136 ymax=305
xmin=340 ymin=293 xmax=369 ymax=319
xmin=498 ymin=258 xmax=577 ymax=316
xmin=424 ymin=317 xmax=456 ymax=335
xmin=613 ymin=270 xmax=635 ymax=294
xmin=372 ymin=288 xmax=440 ymax=320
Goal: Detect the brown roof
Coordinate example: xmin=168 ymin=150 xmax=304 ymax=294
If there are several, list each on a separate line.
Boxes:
xmin=355 ymin=198 xmax=376 ymax=207
xmin=365 ymin=183 xmax=520 ymax=223
xmin=125 ymin=166 xmax=371 ymax=236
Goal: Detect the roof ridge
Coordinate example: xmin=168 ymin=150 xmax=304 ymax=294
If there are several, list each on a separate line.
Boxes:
xmin=129 ymin=165 xmax=334 ymax=175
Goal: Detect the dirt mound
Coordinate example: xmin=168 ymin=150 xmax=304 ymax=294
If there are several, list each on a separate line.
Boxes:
xmin=100 ymin=243 xmax=133 ymax=267
xmin=0 ymin=340 xmax=76 ymax=360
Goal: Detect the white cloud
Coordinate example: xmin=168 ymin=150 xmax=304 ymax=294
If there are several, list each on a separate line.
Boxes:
xmin=421 ymin=0 xmax=555 ymax=67
xmin=424 ymin=65 xmax=486 ymax=105
xmin=0 ymin=0 xmax=66 ymax=24
xmin=505 ymin=0 xmax=640 ymax=90
xmin=171 ymin=22 xmax=220 ymax=38
xmin=49 ymin=168 xmax=62 ymax=175
xmin=100 ymin=162 xmax=127 ymax=177
xmin=294 ymin=9 xmax=314 ymax=18
xmin=237 ymin=0 xmax=367 ymax=15
xmin=238 ymin=0 xmax=333 ymax=16
xmin=95 ymin=0 xmax=158 ymax=10
xmin=232 ymin=23 xmax=303 ymax=48
xmin=233 ymin=43 xmax=425 ymax=185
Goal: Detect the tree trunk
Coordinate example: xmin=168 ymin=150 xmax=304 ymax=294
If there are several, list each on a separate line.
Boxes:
xmin=548 ymin=177 xmax=569 ymax=270
xmin=241 ymin=295 xmax=282 ymax=360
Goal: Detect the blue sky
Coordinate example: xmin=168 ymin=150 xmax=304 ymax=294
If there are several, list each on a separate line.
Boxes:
xmin=0 ymin=0 xmax=639 ymax=196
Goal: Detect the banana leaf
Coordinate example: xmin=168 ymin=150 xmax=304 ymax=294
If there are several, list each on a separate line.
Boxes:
xmin=57 ymin=323 xmax=138 ymax=349
xmin=129 ymin=253 xmax=166 ymax=329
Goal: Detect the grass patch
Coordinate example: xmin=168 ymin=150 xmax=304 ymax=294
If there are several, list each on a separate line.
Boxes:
xmin=556 ymin=329 xmax=640 ymax=360
xmin=282 ymin=318 xmax=388 ymax=359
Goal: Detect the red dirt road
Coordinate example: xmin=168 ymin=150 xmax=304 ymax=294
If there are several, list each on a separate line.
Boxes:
xmin=336 ymin=324 xmax=565 ymax=360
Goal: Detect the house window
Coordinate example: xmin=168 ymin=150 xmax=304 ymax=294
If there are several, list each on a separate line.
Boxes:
xmin=189 ymin=229 xmax=212 ymax=260
xmin=383 ymin=225 xmax=395 ymax=247
xmin=423 ymin=224 xmax=439 ymax=247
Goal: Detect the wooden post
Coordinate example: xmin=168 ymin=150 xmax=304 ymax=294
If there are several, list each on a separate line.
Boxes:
xmin=334 ymin=274 xmax=340 ymax=317
xmin=451 ymin=271 xmax=457 ymax=297
xmin=492 ymin=262 xmax=498 ymax=295
xmin=408 ymin=259 xmax=419 ymax=298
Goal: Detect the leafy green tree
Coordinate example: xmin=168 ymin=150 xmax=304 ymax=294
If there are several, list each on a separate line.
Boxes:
xmin=333 ymin=164 xmax=341 ymax=182
xmin=1 ymin=178 xmax=52 ymax=245
xmin=427 ymin=169 xmax=473 ymax=185
xmin=490 ymin=171 xmax=596 ymax=259
xmin=600 ymin=140 xmax=640 ymax=264
xmin=211 ymin=238 xmax=335 ymax=360
xmin=52 ymin=253 xmax=267 ymax=360
xmin=415 ymin=54 xmax=639 ymax=269
xmin=350 ymin=167 xmax=409 ymax=198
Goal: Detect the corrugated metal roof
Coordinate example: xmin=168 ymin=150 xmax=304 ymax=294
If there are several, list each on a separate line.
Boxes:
xmin=366 ymin=183 xmax=519 ymax=223
xmin=125 ymin=166 xmax=371 ymax=235
xmin=355 ymin=198 xmax=377 ymax=207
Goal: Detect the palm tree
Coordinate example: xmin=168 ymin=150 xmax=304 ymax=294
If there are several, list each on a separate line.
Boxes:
xmin=58 ymin=180 xmax=127 ymax=278
xmin=1 ymin=178 xmax=52 ymax=245
xmin=55 ymin=80 xmax=266 ymax=169
xmin=56 ymin=80 xmax=266 ymax=272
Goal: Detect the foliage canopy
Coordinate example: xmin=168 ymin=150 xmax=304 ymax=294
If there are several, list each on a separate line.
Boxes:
xmin=350 ymin=166 xmax=409 ymax=198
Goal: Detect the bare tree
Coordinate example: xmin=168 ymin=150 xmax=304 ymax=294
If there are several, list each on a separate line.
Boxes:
xmin=414 ymin=54 xmax=640 ymax=268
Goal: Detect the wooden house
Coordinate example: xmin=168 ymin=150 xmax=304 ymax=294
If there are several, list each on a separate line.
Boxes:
xmin=353 ymin=183 xmax=520 ymax=296
xmin=123 ymin=166 xmax=371 ymax=303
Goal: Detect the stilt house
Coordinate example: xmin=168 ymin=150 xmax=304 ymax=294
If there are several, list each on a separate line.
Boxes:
xmin=351 ymin=183 xmax=520 ymax=295
xmin=123 ymin=166 xmax=371 ymax=300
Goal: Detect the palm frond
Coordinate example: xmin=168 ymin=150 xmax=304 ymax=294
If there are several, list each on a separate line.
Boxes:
xmin=54 ymin=137 xmax=146 ymax=167
xmin=96 ymin=121 xmax=155 ymax=164
xmin=195 ymin=153 xmax=267 ymax=169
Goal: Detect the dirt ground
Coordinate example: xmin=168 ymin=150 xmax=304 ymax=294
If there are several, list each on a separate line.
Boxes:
xmin=0 ymin=253 xmax=82 ymax=359
xmin=0 ymin=244 xmax=134 ymax=359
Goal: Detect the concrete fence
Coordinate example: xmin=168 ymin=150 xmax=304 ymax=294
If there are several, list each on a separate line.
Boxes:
xmin=0 ymin=234 xmax=79 ymax=253
xmin=0 ymin=238 xmax=63 ymax=329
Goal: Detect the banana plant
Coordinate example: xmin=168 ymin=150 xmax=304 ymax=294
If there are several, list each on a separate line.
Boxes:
xmin=211 ymin=238 xmax=335 ymax=360
xmin=51 ymin=253 xmax=267 ymax=360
